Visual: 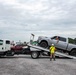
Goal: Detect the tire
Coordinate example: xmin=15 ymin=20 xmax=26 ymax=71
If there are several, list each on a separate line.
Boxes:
xmin=11 ymin=51 xmax=15 ymax=56
xmin=40 ymin=41 xmax=48 ymax=48
xmin=6 ymin=51 xmax=14 ymax=56
xmin=70 ymin=50 xmax=76 ymax=57
xmin=31 ymin=51 xmax=39 ymax=59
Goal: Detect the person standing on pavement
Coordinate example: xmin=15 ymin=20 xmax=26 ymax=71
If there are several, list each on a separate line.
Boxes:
xmin=49 ymin=44 xmax=56 ymax=61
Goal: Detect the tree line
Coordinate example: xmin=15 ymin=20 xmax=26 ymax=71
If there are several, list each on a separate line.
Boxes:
xmin=68 ymin=38 xmax=76 ymax=44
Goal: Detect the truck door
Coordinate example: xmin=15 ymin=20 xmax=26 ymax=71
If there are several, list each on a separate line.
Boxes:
xmin=50 ymin=36 xmax=59 ymax=47
xmin=5 ymin=40 xmax=10 ymax=51
xmin=56 ymin=37 xmax=68 ymax=50
xmin=50 ymin=36 xmax=67 ymax=50
xmin=0 ymin=40 xmax=4 ymax=51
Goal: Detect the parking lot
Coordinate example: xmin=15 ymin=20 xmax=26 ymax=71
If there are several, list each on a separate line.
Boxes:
xmin=0 ymin=55 xmax=76 ymax=75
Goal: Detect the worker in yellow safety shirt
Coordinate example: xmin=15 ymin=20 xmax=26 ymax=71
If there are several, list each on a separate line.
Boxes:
xmin=49 ymin=44 xmax=56 ymax=61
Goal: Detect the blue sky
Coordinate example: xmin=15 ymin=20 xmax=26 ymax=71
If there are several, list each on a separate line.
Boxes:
xmin=0 ymin=0 xmax=76 ymax=42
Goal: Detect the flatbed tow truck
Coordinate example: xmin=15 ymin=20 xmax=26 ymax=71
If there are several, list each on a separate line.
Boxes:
xmin=0 ymin=34 xmax=76 ymax=59
xmin=24 ymin=34 xmax=76 ymax=59
xmin=25 ymin=43 xmax=76 ymax=59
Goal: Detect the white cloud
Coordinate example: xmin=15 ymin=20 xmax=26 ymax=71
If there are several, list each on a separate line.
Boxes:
xmin=0 ymin=0 xmax=76 ymax=42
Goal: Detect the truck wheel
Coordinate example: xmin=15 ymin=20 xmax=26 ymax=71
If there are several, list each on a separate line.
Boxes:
xmin=31 ymin=51 xmax=39 ymax=59
xmin=40 ymin=41 xmax=48 ymax=48
xmin=6 ymin=51 xmax=14 ymax=56
xmin=11 ymin=51 xmax=14 ymax=56
xmin=70 ymin=50 xmax=76 ymax=57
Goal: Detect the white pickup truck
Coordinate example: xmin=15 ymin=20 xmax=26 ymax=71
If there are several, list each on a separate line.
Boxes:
xmin=37 ymin=36 xmax=76 ymax=56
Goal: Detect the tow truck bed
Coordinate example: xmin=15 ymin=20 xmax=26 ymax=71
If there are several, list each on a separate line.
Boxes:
xmin=27 ymin=44 xmax=76 ymax=59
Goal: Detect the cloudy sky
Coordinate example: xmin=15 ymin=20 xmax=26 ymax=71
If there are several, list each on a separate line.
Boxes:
xmin=0 ymin=0 xmax=76 ymax=42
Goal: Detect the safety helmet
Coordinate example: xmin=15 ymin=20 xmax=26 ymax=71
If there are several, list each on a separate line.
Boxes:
xmin=52 ymin=44 xmax=54 ymax=46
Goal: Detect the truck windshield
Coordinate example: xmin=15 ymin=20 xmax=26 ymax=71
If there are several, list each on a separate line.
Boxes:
xmin=6 ymin=40 xmax=10 ymax=44
xmin=0 ymin=40 xmax=3 ymax=45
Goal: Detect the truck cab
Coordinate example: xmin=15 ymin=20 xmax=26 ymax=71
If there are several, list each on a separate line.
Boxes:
xmin=0 ymin=39 xmax=11 ymax=56
xmin=50 ymin=36 xmax=68 ymax=50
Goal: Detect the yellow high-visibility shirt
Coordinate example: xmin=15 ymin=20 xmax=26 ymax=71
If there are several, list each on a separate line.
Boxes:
xmin=50 ymin=46 xmax=56 ymax=53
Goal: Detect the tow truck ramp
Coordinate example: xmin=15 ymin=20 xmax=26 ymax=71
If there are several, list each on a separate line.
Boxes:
xmin=28 ymin=44 xmax=76 ymax=59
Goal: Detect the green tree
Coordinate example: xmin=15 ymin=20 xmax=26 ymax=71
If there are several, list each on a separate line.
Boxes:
xmin=68 ymin=38 xmax=74 ymax=44
xmin=74 ymin=38 xmax=76 ymax=44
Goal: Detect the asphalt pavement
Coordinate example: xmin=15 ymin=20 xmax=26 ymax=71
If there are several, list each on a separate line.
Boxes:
xmin=0 ymin=55 xmax=76 ymax=75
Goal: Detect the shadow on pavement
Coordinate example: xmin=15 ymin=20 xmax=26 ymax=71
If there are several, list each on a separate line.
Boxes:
xmin=0 ymin=55 xmax=73 ymax=59
xmin=39 ymin=56 xmax=72 ymax=59
xmin=0 ymin=55 xmax=31 ymax=59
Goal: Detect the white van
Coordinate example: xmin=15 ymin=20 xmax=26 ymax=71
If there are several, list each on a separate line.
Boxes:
xmin=0 ymin=39 xmax=11 ymax=56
